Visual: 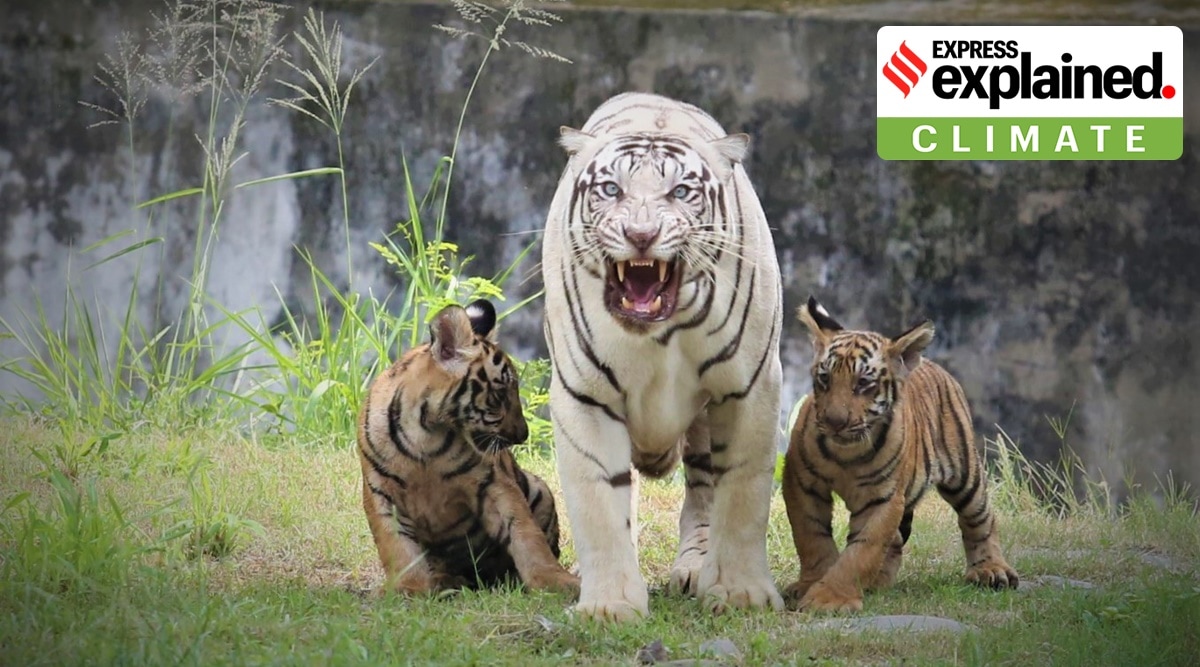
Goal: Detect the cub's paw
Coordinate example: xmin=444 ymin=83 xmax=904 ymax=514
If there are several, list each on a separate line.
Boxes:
xmin=797 ymin=580 xmax=863 ymax=613
xmin=525 ymin=567 xmax=582 ymax=596
xmin=966 ymin=560 xmax=1019 ymax=590
xmin=782 ymin=578 xmax=816 ymax=609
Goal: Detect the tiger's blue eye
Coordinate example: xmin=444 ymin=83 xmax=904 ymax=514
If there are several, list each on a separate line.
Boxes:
xmin=601 ymin=182 xmax=620 ymax=197
xmin=672 ymin=185 xmax=689 ymax=199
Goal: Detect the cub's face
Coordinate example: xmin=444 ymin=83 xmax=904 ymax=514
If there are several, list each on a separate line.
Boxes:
xmin=559 ymin=129 xmax=749 ymax=326
xmin=797 ymin=296 xmax=935 ymax=446
xmin=452 ymin=344 xmax=527 ymax=453
xmin=425 ymin=300 xmax=529 ymax=452
xmin=808 ymin=333 xmax=896 ymax=443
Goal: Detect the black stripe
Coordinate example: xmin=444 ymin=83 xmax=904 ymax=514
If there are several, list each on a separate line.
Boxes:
xmin=899 ymin=509 xmax=914 ymax=545
xmin=712 ymin=307 xmax=778 ymax=404
xmin=554 ymin=365 xmax=624 ymax=423
xmin=552 ymin=409 xmax=612 ymax=476
xmin=705 ymin=252 xmax=743 ymax=335
xmin=656 ymin=282 xmax=715 ymax=345
xmin=682 ymin=452 xmax=714 ymax=475
xmin=361 ymin=447 xmax=408 ymax=489
xmin=430 ymin=431 xmax=457 ymax=457
xmin=699 ymin=269 xmax=756 ymax=376
xmin=604 ymin=472 xmax=633 ymax=487
xmin=855 ymin=493 xmax=892 ymax=514
xmin=948 ymin=477 xmax=982 ymax=513
xmin=387 ymin=390 xmax=420 ymax=460
xmin=856 ymin=445 xmax=903 ymax=485
xmin=441 ymin=454 xmax=481 ymax=480
xmin=564 ymin=266 xmax=623 ymax=394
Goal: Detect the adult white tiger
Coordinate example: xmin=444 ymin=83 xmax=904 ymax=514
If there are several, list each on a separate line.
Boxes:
xmin=541 ymin=92 xmax=784 ymax=622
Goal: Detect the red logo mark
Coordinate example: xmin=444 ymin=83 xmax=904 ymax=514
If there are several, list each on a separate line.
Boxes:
xmin=882 ymin=41 xmax=928 ymax=98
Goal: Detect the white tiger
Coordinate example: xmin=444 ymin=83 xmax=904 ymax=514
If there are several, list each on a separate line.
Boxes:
xmin=541 ymin=92 xmax=784 ymax=621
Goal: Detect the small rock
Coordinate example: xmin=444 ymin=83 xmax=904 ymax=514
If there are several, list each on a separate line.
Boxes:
xmin=636 ymin=639 xmax=669 ymax=664
xmin=802 ymin=614 xmax=974 ymax=634
xmin=698 ymin=638 xmax=740 ymax=660
xmin=1018 ymin=575 xmax=1097 ymax=592
xmin=1137 ymin=550 xmax=1182 ymax=573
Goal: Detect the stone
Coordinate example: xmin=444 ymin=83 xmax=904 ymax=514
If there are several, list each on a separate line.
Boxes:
xmin=802 ymin=615 xmax=974 ymax=634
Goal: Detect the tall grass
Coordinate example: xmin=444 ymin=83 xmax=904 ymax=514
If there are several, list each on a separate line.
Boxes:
xmin=0 ymin=0 xmax=572 ymax=449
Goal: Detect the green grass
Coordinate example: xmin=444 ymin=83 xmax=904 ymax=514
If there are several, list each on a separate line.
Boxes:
xmin=2 ymin=414 xmax=1196 ymax=666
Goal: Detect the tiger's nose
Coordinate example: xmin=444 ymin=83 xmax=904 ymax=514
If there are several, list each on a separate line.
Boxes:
xmin=823 ymin=409 xmax=850 ymax=432
xmin=624 ymin=226 xmax=660 ymax=251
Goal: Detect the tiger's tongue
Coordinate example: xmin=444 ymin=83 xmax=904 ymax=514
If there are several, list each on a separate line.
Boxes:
xmin=623 ymin=269 xmax=663 ymax=305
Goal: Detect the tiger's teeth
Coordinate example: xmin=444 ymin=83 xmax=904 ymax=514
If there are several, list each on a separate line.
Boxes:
xmin=657 ymin=260 xmax=667 ymax=283
xmin=649 ymin=295 xmax=663 ymax=313
xmin=621 ymin=297 xmax=633 ymax=310
xmin=616 ymin=261 xmax=626 ymax=283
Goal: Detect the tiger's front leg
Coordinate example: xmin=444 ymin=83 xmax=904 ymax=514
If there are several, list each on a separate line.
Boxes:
xmin=551 ymin=388 xmax=647 ymax=622
xmin=669 ymin=411 xmax=714 ymax=597
xmin=799 ymin=492 xmax=905 ymax=613
xmin=696 ymin=375 xmax=785 ymax=614
xmin=480 ymin=464 xmax=579 ymax=595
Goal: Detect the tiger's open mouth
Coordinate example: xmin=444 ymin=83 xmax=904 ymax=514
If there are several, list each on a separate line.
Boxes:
xmin=604 ymin=258 xmax=682 ymax=323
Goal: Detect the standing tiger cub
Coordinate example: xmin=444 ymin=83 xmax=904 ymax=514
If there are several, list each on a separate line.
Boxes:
xmin=782 ymin=296 xmax=1018 ymax=612
xmin=358 ymin=300 xmax=579 ymax=596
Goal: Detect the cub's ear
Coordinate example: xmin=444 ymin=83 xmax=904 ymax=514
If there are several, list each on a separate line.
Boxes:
xmin=559 ymin=126 xmax=597 ymax=156
xmin=711 ymin=133 xmax=750 ymax=165
xmin=889 ymin=320 xmax=935 ymax=375
xmin=464 ymin=299 xmax=497 ymax=341
xmin=796 ymin=295 xmax=843 ymax=347
xmin=429 ymin=304 xmax=477 ymax=368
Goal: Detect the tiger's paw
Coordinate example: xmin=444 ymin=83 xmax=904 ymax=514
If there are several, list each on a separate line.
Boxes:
xmin=696 ymin=566 xmax=784 ymax=614
xmin=525 ymin=567 xmax=582 ymax=597
xmin=668 ymin=550 xmax=706 ymax=597
xmin=575 ymin=597 xmax=648 ymax=623
xmin=575 ymin=574 xmax=649 ymax=623
xmin=782 ymin=578 xmax=816 ymax=608
xmin=797 ymin=580 xmax=863 ymax=613
xmin=966 ymin=560 xmax=1019 ymax=590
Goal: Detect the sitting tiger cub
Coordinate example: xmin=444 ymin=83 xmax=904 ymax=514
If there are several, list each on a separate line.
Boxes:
xmin=782 ymin=296 xmax=1018 ymax=612
xmin=357 ymin=300 xmax=579 ymax=596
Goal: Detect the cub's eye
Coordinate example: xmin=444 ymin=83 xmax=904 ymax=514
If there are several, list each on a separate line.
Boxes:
xmin=855 ymin=377 xmax=876 ymax=393
xmin=814 ymin=371 xmax=830 ymax=389
xmin=671 ymin=184 xmax=690 ymax=199
xmin=600 ymin=182 xmax=621 ymax=197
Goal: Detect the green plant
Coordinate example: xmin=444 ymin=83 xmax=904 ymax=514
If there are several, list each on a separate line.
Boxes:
xmin=175 ymin=459 xmax=264 ymax=560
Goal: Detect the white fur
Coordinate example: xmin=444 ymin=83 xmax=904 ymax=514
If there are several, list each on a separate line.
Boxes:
xmin=542 ymin=93 xmax=784 ymax=621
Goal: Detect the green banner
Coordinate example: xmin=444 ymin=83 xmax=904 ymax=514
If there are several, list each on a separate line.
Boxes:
xmin=877 ymin=117 xmax=1182 ymax=160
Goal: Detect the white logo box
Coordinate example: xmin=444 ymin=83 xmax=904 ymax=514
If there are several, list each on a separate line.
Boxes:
xmin=876 ymin=26 xmax=1184 ymax=118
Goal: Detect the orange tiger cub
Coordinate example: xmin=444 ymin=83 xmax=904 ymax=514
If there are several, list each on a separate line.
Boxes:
xmin=781 ymin=296 xmax=1017 ymax=612
xmin=357 ymin=300 xmax=579 ymax=596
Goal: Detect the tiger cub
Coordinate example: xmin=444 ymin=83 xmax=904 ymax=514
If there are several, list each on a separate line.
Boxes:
xmin=781 ymin=296 xmax=1017 ymax=612
xmin=357 ymin=300 xmax=579 ymax=596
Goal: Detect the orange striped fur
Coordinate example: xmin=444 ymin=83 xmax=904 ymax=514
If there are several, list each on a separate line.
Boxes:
xmin=357 ymin=300 xmax=578 ymax=596
xmin=781 ymin=296 xmax=1017 ymax=612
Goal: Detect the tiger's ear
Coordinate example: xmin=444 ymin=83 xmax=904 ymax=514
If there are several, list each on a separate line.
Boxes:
xmin=464 ymin=299 xmax=497 ymax=342
xmin=559 ymin=126 xmax=597 ymax=156
xmin=888 ymin=320 xmax=935 ymax=376
xmin=429 ymin=304 xmax=478 ymax=369
xmin=711 ymin=133 xmax=750 ymax=165
xmin=797 ymin=295 xmax=843 ymax=346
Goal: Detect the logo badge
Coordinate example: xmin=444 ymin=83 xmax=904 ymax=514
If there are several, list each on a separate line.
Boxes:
xmin=882 ymin=41 xmax=928 ymax=98
xmin=876 ymin=26 xmax=1184 ymax=160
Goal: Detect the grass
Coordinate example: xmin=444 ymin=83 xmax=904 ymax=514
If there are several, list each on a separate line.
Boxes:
xmin=1 ymin=414 xmax=1197 ymax=666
